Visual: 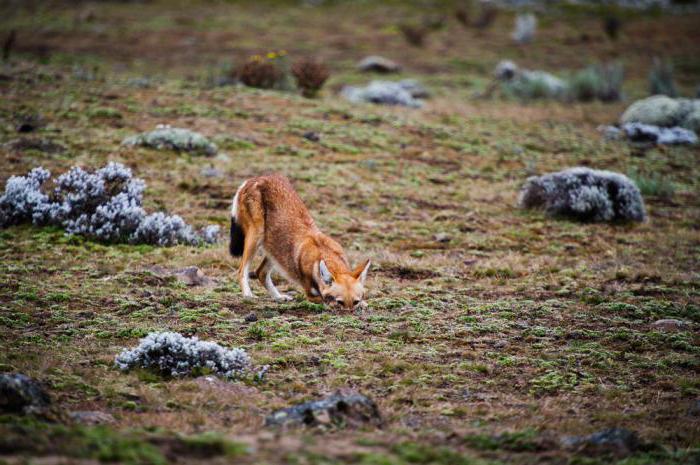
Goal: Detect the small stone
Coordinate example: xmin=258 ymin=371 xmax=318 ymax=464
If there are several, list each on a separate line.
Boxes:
xmin=651 ymin=319 xmax=689 ymax=332
xmin=265 ymin=388 xmax=381 ymax=428
xmin=434 ymin=233 xmax=451 ymax=243
xmin=357 ymin=55 xmax=401 ymax=73
xmin=175 ymin=266 xmax=211 ymax=287
xmin=69 ymin=410 xmax=116 ymax=425
xmin=244 ymin=312 xmax=258 ymax=323
xmin=0 ymin=373 xmax=51 ymax=415
xmin=561 ymin=428 xmax=640 ymax=458
xmin=303 ymin=131 xmax=320 ymax=142
xmin=687 ymin=399 xmax=700 ymax=416
xmin=200 ymin=167 xmax=223 ymax=178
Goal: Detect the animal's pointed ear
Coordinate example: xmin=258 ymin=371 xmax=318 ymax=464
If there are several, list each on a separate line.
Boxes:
xmin=353 ymin=259 xmax=371 ymax=285
xmin=318 ymin=260 xmax=333 ymax=286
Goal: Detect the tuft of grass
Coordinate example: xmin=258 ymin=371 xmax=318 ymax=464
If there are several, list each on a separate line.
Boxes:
xmin=649 ymin=57 xmax=678 ymax=97
xmin=630 ymin=171 xmax=675 ymax=200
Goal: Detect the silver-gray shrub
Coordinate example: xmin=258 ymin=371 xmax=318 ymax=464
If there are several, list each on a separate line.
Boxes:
xmin=115 ymin=331 xmax=251 ymax=379
xmin=0 ymin=162 xmax=218 ymax=246
xmin=518 ymin=167 xmax=646 ymax=223
xmin=0 ymin=167 xmax=51 ymax=227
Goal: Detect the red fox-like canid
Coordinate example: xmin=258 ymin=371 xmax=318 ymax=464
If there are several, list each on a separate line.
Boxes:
xmin=229 ymin=174 xmax=370 ymax=310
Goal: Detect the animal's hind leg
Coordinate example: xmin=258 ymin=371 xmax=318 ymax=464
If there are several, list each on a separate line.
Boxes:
xmin=257 ymin=257 xmax=292 ymax=302
xmin=238 ymin=228 xmax=261 ymax=298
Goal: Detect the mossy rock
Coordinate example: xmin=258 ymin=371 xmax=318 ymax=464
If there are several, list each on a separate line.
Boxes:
xmin=122 ymin=127 xmax=218 ymax=156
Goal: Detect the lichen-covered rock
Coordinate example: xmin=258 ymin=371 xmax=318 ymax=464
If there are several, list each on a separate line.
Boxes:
xmin=561 ymin=428 xmax=641 ymax=457
xmin=518 ymin=167 xmax=646 ymax=223
xmin=115 ymin=331 xmax=252 ymax=379
xmin=620 ymin=95 xmax=682 ymax=127
xmin=357 ymin=56 xmax=401 ymax=73
xmin=620 ymin=96 xmax=700 ymax=132
xmin=265 ymin=389 xmax=382 ymax=428
xmin=341 ymin=80 xmax=427 ymax=108
xmin=0 ymin=373 xmax=51 ymax=416
xmin=622 ymin=122 xmax=697 ymax=145
xmin=123 ymin=126 xmax=218 ymax=156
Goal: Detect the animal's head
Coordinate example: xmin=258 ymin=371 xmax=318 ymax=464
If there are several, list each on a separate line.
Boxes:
xmin=317 ymin=259 xmax=371 ymax=310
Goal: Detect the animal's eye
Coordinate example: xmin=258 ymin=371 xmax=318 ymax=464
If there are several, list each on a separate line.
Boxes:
xmin=335 ymin=298 xmax=344 ymax=304
xmin=353 ymin=299 xmax=360 ymax=306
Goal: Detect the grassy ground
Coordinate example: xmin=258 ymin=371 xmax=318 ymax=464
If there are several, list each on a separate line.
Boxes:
xmin=1 ymin=1 xmax=699 ymax=464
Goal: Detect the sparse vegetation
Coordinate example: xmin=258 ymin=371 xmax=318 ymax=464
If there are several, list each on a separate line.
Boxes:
xmin=0 ymin=2 xmax=698 ymax=465
xmin=649 ymin=57 xmax=678 ymax=97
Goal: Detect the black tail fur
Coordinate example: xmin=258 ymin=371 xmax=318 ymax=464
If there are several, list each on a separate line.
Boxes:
xmin=229 ymin=217 xmax=245 ymax=256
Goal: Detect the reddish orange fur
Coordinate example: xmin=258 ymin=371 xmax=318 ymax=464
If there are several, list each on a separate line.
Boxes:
xmin=230 ymin=174 xmax=370 ymax=309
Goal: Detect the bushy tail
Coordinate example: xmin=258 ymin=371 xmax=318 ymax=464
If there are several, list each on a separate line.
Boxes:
xmin=229 ymin=218 xmax=245 ymax=256
xmin=229 ymin=181 xmax=247 ymax=257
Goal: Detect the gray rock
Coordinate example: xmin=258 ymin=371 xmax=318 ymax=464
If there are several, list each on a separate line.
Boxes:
xmin=651 ymin=319 xmax=690 ymax=332
xmin=597 ymin=125 xmax=623 ymax=141
xmin=265 ymin=388 xmax=381 ymax=428
xmin=519 ymin=167 xmax=646 ymax=223
xmin=622 ymin=122 xmax=697 ymax=145
xmin=341 ymin=80 xmax=427 ymax=108
xmin=200 ymin=167 xmax=223 ymax=178
xmin=620 ymin=96 xmax=700 ymax=132
xmin=494 ymin=60 xmax=519 ymax=80
xmin=69 ymin=410 xmax=116 ymax=425
xmin=561 ymin=428 xmax=640 ymax=457
xmin=148 ymin=266 xmax=213 ymax=286
xmin=357 ymin=55 xmax=401 ymax=73
xmin=434 ymin=233 xmax=451 ymax=243
xmin=123 ymin=125 xmax=218 ymax=156
xmin=397 ymin=79 xmax=430 ymax=99
xmin=0 ymin=373 xmax=51 ymax=415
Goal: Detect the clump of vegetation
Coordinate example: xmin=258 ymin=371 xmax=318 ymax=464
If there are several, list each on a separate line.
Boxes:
xmin=122 ymin=125 xmax=218 ymax=156
xmin=630 ymin=171 xmax=676 ymax=200
xmin=649 ymin=58 xmax=678 ymax=97
xmin=0 ymin=163 xmax=217 ymax=246
xmin=115 ymin=332 xmax=252 ymax=379
xmin=518 ymin=167 xmax=647 ymax=223
xmin=291 ymin=58 xmax=330 ymax=98
xmin=398 ymin=23 xmax=429 ymax=47
xmin=568 ymin=63 xmax=623 ymax=102
xmin=512 ymin=13 xmax=537 ymax=44
xmin=234 ymin=52 xmax=286 ymax=89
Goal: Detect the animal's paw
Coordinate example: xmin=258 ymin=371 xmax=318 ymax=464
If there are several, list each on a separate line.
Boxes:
xmin=275 ymin=294 xmax=293 ymax=302
xmin=242 ymin=292 xmax=256 ymax=300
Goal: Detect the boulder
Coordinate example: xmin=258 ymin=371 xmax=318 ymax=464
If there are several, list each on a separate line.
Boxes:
xmin=357 ymin=56 xmax=401 ymax=73
xmin=619 ymin=96 xmax=700 ymax=130
xmin=265 ymin=389 xmax=382 ymax=428
xmin=651 ymin=319 xmax=690 ymax=332
xmin=0 ymin=373 xmax=51 ymax=416
xmin=519 ymin=167 xmax=646 ymax=223
xmin=561 ymin=428 xmax=640 ymax=458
